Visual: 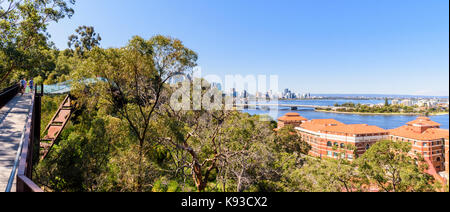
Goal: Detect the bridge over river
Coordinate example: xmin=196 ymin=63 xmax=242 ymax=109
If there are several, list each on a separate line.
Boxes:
xmin=235 ymin=103 xmax=332 ymax=110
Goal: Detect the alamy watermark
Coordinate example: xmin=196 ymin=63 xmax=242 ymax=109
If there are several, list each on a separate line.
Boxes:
xmin=170 ymin=67 xmax=279 ymax=121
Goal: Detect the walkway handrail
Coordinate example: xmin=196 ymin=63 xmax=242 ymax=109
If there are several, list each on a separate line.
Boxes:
xmin=16 ymin=87 xmax=44 ymax=192
xmin=0 ymin=83 xmax=20 ymax=108
xmin=5 ymin=108 xmax=31 ymax=192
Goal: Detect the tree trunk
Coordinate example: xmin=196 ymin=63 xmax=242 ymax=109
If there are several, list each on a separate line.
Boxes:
xmin=193 ymin=162 xmax=206 ymax=192
xmin=0 ymin=67 xmax=14 ymax=85
xmin=137 ymin=141 xmax=144 ymax=192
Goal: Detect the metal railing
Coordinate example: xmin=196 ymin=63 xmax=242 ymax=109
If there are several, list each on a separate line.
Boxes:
xmin=5 ymin=86 xmax=44 ymax=192
xmin=5 ymin=109 xmax=31 ymax=192
xmin=0 ymin=83 xmax=20 ymax=108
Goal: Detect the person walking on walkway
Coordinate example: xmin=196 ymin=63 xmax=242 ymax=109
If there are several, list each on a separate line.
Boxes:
xmin=20 ymin=78 xmax=27 ymax=95
xmin=29 ymin=79 xmax=34 ymax=93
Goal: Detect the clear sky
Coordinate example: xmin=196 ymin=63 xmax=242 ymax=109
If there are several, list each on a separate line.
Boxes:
xmin=47 ymin=0 xmax=449 ymax=96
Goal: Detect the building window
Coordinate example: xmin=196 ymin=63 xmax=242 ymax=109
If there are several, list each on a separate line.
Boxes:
xmin=334 ymin=142 xmax=338 ymax=147
xmin=348 ymin=155 xmax=353 ymax=160
xmin=366 ymin=144 xmax=371 ymax=150
xmin=437 ymin=157 xmax=441 ymax=162
xmin=327 ymin=142 xmax=332 ymax=147
xmin=327 ymin=151 xmax=332 ymax=157
xmin=340 ymin=143 xmax=345 ymax=149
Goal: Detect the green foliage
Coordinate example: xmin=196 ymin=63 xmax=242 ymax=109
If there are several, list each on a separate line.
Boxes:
xmin=330 ymin=102 xmax=446 ymax=114
xmin=40 ymin=95 xmax=66 ymax=135
xmin=68 ymin=25 xmax=101 ymax=56
xmin=275 ymin=125 xmax=310 ymax=154
xmin=0 ymin=0 xmax=75 ymax=88
xmin=21 ymin=18 xmax=438 ymax=192
xmin=35 ymin=113 xmax=112 ymax=192
xmin=355 ymin=140 xmax=435 ymax=192
xmin=33 ymin=75 xmax=44 ymax=86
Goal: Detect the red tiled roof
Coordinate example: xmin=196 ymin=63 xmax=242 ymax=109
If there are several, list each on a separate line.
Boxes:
xmin=389 ymin=117 xmax=448 ymax=141
xmin=322 ymin=124 xmax=387 ymax=135
xmin=299 ymin=119 xmax=386 ymax=135
xmin=407 ymin=117 xmax=441 ymax=127
xmin=300 ymin=122 xmax=328 ymax=132
xmin=285 ymin=112 xmax=302 ymax=116
xmin=389 ymin=126 xmax=449 ymax=141
xmin=300 ymin=119 xmax=344 ymax=132
xmin=278 ymin=113 xmax=308 ymax=122
xmin=426 ymin=128 xmax=450 ymax=140
xmin=304 ymin=119 xmax=344 ymax=126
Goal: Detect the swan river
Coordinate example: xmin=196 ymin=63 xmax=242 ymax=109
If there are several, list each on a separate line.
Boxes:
xmin=242 ymin=99 xmax=449 ymax=130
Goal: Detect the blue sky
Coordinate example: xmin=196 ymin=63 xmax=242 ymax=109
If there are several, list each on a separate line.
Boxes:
xmin=47 ymin=0 xmax=449 ymax=96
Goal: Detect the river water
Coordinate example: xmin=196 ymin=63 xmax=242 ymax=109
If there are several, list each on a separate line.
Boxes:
xmin=243 ymin=99 xmax=449 ymax=130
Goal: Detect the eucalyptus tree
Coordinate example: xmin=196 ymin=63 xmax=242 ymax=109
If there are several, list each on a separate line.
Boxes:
xmin=356 ymin=140 xmax=435 ymax=192
xmin=159 ymin=100 xmax=280 ymax=192
xmin=0 ymin=0 xmax=75 ymax=86
xmin=71 ymin=35 xmax=198 ymax=191
xmin=68 ymin=25 xmax=101 ymax=56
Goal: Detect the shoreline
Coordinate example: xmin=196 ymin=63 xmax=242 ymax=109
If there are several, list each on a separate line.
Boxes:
xmin=315 ymin=110 xmax=449 ymax=116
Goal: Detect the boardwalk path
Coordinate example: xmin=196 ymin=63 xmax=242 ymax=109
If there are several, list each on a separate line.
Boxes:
xmin=0 ymin=94 xmax=32 ymax=192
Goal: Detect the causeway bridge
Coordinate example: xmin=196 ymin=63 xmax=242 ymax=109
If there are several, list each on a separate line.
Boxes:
xmin=235 ymin=103 xmax=331 ymax=111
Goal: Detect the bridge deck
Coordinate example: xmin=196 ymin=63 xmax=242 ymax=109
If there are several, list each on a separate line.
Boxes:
xmin=0 ymin=94 xmax=32 ymax=192
xmin=235 ymin=103 xmax=330 ymax=109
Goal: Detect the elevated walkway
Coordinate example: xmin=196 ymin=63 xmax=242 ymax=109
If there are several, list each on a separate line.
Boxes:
xmin=0 ymin=94 xmax=32 ymax=191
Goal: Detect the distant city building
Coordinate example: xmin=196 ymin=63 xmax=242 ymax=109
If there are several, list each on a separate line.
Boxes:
xmin=255 ymin=92 xmax=264 ymax=99
xmin=392 ymin=98 xmax=444 ymax=109
xmin=232 ymin=88 xmax=238 ymax=98
xmin=280 ymin=88 xmax=306 ymax=99
xmin=401 ymin=99 xmax=415 ymax=107
xmin=211 ymin=82 xmax=222 ymax=91
xmin=241 ymin=90 xmax=248 ymax=98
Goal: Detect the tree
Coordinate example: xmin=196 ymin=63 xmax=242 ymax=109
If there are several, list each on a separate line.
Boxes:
xmin=71 ymin=35 xmax=198 ymax=191
xmin=35 ymin=117 xmax=112 ymax=192
xmin=159 ymin=107 xmax=280 ymax=192
xmin=68 ymin=25 xmax=102 ymax=56
xmin=1 ymin=0 xmax=75 ymax=87
xmin=275 ymin=125 xmax=310 ymax=155
xmin=277 ymin=155 xmax=368 ymax=192
xmin=356 ymin=140 xmax=435 ymax=192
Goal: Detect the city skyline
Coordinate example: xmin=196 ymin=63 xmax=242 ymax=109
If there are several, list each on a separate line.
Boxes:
xmin=47 ymin=0 xmax=449 ymax=96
